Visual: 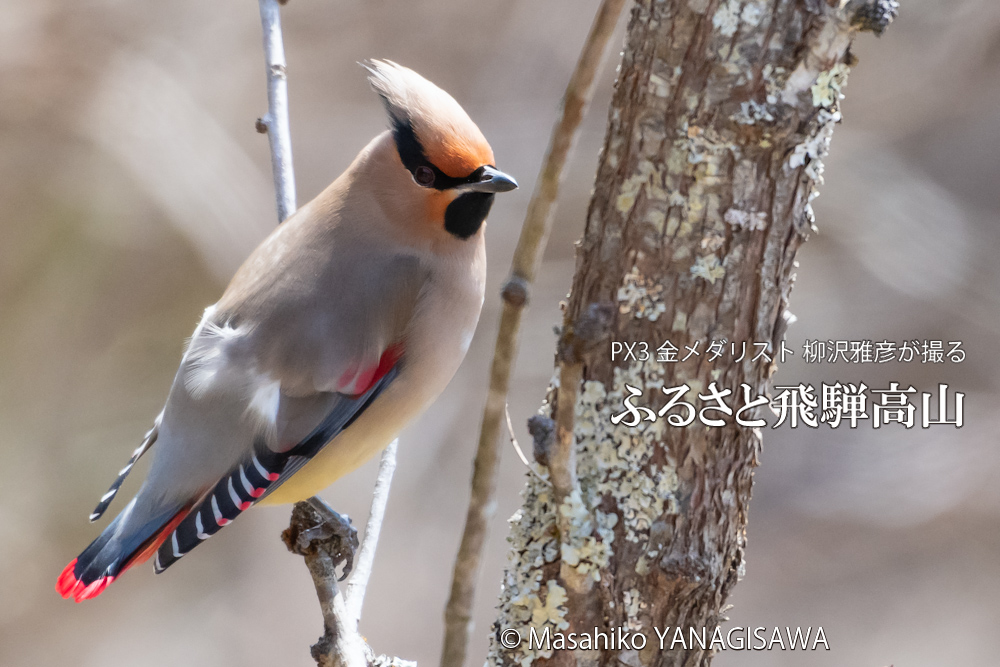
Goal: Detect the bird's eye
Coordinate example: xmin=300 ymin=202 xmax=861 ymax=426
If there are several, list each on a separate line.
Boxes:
xmin=413 ymin=166 xmax=435 ymax=188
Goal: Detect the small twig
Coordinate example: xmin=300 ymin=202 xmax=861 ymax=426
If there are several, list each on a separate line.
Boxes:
xmin=550 ymin=302 xmax=614 ymax=503
xmin=345 ymin=439 xmax=398 ymax=626
xmin=504 ymin=404 xmax=550 ymax=485
xmin=550 ymin=361 xmax=581 ymax=501
xmin=257 ymin=0 xmax=297 ymax=222
xmin=503 ymin=404 xmax=531 ymax=469
xmin=440 ymin=2 xmax=628 ymax=666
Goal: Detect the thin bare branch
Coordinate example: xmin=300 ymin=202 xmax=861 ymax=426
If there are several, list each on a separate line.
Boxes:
xmin=345 ymin=439 xmax=399 ymax=626
xmin=255 ymin=3 xmax=400 ymax=664
xmin=257 ymin=0 xmax=297 ymax=222
xmin=440 ymin=2 xmax=628 ymax=666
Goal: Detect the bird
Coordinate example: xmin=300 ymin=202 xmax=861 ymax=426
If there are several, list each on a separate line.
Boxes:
xmin=56 ymin=60 xmax=517 ymax=602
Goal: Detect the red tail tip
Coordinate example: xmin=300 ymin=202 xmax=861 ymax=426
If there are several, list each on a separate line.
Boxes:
xmin=75 ymin=576 xmax=114 ymax=602
xmin=56 ymin=559 xmax=78 ymax=599
xmin=56 ymin=559 xmax=115 ymax=602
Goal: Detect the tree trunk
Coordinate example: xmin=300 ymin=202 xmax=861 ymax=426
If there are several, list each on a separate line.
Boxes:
xmin=487 ymin=1 xmax=895 ymax=666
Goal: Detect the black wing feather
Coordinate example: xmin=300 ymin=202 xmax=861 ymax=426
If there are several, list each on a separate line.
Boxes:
xmin=154 ymin=367 xmax=398 ymax=573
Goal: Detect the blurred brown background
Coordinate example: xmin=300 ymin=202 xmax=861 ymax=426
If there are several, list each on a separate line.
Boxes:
xmin=1 ymin=1 xmax=998 ymax=665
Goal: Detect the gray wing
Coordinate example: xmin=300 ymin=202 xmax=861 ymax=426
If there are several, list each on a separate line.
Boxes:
xmin=146 ymin=221 xmax=428 ymax=500
xmin=152 ymin=365 xmax=400 ymax=573
xmin=91 ymin=215 xmax=427 ymax=558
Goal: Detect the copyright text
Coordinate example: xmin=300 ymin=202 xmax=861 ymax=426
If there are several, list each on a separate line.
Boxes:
xmin=498 ymin=625 xmax=830 ymax=652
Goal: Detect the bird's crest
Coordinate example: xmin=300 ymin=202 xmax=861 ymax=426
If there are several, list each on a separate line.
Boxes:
xmin=363 ymin=59 xmax=494 ymax=180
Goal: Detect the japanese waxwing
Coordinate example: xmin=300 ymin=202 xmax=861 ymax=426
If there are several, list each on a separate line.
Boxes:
xmin=57 ymin=60 xmax=517 ymax=602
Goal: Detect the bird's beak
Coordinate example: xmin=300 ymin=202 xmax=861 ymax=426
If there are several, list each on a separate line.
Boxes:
xmin=466 ymin=165 xmax=518 ymax=193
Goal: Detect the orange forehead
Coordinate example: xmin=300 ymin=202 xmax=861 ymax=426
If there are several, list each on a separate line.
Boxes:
xmin=418 ymin=124 xmax=495 ymax=178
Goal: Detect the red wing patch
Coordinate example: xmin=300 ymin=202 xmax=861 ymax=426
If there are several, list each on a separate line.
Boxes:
xmin=335 ymin=343 xmax=404 ymax=397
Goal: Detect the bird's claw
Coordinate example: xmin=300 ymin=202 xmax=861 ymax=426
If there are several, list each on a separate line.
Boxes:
xmin=282 ymin=497 xmax=360 ymax=581
xmin=306 ymin=496 xmax=359 ymax=580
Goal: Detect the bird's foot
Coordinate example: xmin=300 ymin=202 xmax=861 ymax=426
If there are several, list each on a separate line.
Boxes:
xmin=282 ymin=496 xmax=360 ymax=581
xmin=305 ymin=496 xmax=361 ymax=580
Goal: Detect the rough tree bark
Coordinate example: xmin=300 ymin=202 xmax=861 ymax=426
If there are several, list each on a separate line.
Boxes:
xmin=488 ymin=1 xmax=895 ymax=667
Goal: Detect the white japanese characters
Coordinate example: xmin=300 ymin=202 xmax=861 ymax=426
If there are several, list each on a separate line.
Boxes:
xmin=611 ymin=383 xmax=964 ymax=429
xmin=610 ymin=339 xmax=966 ymax=364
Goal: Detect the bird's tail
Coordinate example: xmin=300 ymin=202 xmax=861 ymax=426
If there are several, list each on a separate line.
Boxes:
xmin=56 ymin=498 xmax=191 ymax=602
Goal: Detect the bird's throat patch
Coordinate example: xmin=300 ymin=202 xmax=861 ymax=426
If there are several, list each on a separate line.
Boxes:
xmin=445 ymin=192 xmax=494 ymax=239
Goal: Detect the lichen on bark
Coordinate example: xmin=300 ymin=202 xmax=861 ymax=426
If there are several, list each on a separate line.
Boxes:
xmin=487 ymin=1 xmax=895 ymax=666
